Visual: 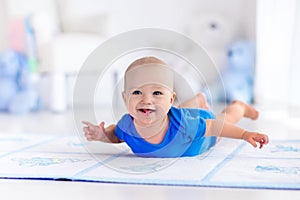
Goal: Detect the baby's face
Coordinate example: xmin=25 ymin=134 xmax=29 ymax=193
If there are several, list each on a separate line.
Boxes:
xmin=123 ymin=83 xmax=176 ymax=127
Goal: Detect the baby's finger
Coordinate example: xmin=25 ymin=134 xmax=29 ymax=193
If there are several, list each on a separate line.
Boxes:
xmin=99 ymin=121 xmax=105 ymax=128
xmin=84 ymin=131 xmax=95 ymax=140
xmin=259 ymin=136 xmax=269 ymax=149
xmin=83 ymin=127 xmax=90 ymax=134
xmin=248 ymin=138 xmax=258 ymax=148
xmin=256 ymin=135 xmax=268 ymax=143
xmin=87 ymin=124 xmax=98 ymax=133
xmin=85 ymin=134 xmax=93 ymax=141
xmin=262 ymin=135 xmax=269 ymax=144
xmin=82 ymin=121 xmax=93 ymax=127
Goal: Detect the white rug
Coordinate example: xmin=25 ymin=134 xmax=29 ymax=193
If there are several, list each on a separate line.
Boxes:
xmin=0 ymin=133 xmax=299 ymax=189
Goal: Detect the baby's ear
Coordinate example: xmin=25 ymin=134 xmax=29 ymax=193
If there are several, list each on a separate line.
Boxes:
xmin=122 ymin=91 xmax=126 ymax=102
xmin=170 ymin=92 xmax=176 ymax=104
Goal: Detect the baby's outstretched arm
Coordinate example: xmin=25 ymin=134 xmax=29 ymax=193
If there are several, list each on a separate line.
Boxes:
xmin=82 ymin=121 xmax=122 ymax=143
xmin=205 ymin=120 xmax=269 ymax=149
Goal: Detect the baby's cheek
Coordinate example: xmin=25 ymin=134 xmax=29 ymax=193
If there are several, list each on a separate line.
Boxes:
xmin=160 ymin=103 xmax=172 ymax=114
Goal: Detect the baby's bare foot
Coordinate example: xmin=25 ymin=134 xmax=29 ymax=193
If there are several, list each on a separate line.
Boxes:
xmin=195 ymin=93 xmax=210 ymax=110
xmin=232 ymin=100 xmax=259 ymax=120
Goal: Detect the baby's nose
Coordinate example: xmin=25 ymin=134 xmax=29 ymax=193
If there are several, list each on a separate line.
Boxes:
xmin=141 ymin=94 xmax=153 ymax=104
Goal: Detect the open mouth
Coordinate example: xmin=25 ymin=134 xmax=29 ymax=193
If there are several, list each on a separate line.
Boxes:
xmin=138 ymin=108 xmax=155 ymax=115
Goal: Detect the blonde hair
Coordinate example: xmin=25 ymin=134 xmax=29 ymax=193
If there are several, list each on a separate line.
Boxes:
xmin=123 ymin=56 xmax=173 ymax=92
xmin=125 ymin=56 xmax=168 ymax=73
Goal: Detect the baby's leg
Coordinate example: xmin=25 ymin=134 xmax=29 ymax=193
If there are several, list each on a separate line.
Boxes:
xmin=177 ymin=93 xmax=210 ymax=109
xmin=217 ymin=100 xmax=259 ymax=124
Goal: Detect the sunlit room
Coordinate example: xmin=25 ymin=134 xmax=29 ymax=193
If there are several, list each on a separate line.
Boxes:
xmin=0 ymin=0 xmax=299 ymax=199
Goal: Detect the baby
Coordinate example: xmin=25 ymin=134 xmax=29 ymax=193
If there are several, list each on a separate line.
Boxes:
xmin=82 ymin=56 xmax=268 ymax=157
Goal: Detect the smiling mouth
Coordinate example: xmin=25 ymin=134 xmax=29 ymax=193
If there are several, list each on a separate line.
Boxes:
xmin=138 ymin=108 xmax=155 ymax=115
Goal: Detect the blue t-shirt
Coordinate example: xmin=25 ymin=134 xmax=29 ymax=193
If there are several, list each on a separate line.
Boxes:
xmin=115 ymin=106 xmax=216 ymax=158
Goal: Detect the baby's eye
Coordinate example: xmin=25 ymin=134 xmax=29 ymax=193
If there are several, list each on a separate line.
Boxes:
xmin=153 ymin=91 xmax=163 ymax=95
xmin=132 ymin=90 xmax=142 ymax=95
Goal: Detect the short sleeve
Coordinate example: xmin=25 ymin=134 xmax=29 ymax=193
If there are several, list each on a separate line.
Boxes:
xmin=115 ymin=125 xmax=124 ymax=141
xmin=115 ymin=114 xmax=132 ymax=141
xmin=115 ymin=114 xmax=133 ymax=141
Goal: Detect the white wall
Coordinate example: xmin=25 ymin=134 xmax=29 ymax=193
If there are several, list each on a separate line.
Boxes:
xmin=0 ymin=0 xmax=8 ymax=51
xmin=57 ymin=0 xmax=256 ymax=44
xmin=0 ymin=0 xmax=256 ymax=51
xmin=289 ymin=4 xmax=300 ymax=110
xmin=255 ymin=0 xmax=296 ymax=105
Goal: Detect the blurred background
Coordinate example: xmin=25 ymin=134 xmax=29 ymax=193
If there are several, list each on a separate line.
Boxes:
xmin=1 ymin=2 xmax=300 ymax=198
xmin=0 ymin=0 xmax=299 ymax=119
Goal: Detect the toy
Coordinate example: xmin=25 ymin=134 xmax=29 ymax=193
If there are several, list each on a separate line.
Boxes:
xmin=0 ymin=50 xmax=39 ymax=114
xmin=221 ymin=40 xmax=255 ymax=103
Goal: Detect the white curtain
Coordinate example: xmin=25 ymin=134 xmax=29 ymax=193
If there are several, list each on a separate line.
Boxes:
xmin=255 ymin=0 xmax=300 ymax=117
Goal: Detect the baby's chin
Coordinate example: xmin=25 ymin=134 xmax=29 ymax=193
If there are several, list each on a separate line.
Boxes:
xmin=134 ymin=112 xmax=155 ymax=124
xmin=133 ymin=114 xmax=161 ymax=125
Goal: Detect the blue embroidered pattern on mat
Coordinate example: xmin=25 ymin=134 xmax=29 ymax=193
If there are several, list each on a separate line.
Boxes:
xmin=0 ymin=134 xmax=299 ymax=189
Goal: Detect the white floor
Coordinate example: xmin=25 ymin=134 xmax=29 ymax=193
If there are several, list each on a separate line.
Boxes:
xmin=0 ymin=105 xmax=299 ymax=200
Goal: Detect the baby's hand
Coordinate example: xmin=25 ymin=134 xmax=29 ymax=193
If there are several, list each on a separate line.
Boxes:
xmin=82 ymin=121 xmax=106 ymax=141
xmin=242 ymin=131 xmax=269 ymax=149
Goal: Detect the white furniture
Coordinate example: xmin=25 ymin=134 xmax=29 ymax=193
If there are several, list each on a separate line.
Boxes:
xmin=4 ymin=0 xmax=109 ymax=111
xmin=32 ymin=1 xmax=109 ymax=112
xmin=4 ymin=0 xmax=109 ymax=73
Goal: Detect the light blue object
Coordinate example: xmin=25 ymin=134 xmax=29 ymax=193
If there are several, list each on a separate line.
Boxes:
xmin=0 ymin=50 xmax=39 ymax=114
xmin=25 ymin=15 xmax=38 ymax=73
xmin=255 ymin=165 xmax=300 ymax=175
xmin=0 ymin=79 xmax=18 ymax=110
xmin=8 ymin=90 xmax=40 ymax=113
xmin=222 ymin=40 xmax=255 ymax=103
